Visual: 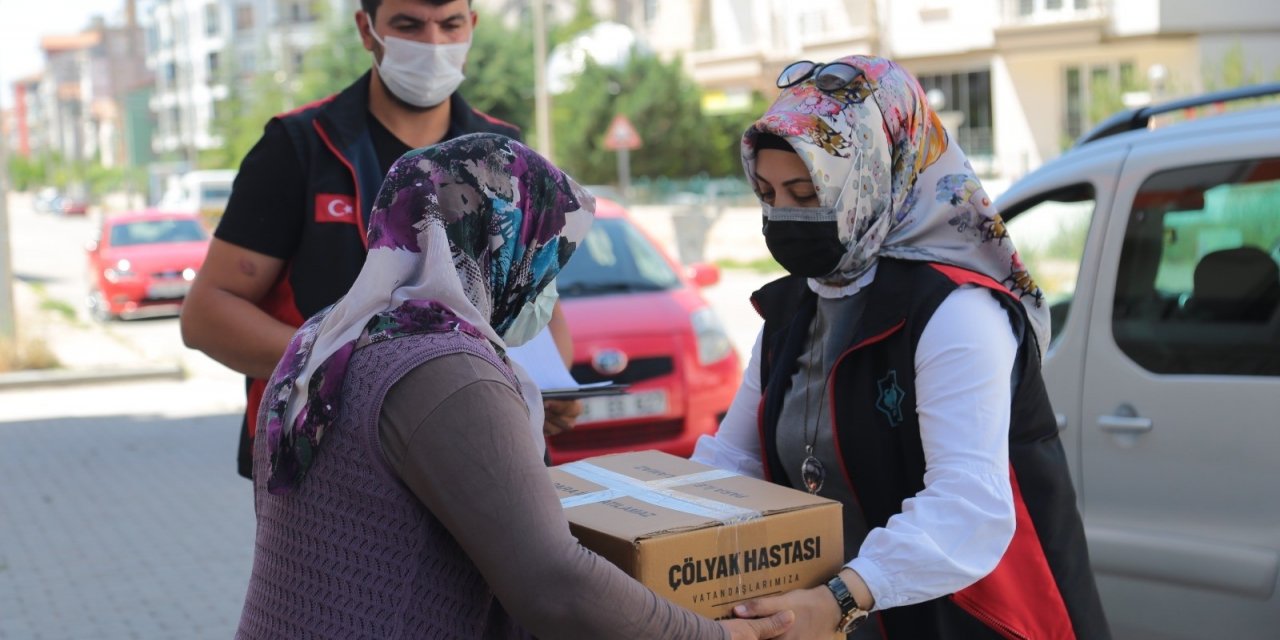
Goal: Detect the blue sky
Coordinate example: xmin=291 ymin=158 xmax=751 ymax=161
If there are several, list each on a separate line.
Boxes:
xmin=0 ymin=0 xmax=116 ymax=108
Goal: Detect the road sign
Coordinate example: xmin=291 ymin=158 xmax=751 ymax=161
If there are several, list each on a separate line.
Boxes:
xmin=604 ymin=114 xmax=642 ymax=151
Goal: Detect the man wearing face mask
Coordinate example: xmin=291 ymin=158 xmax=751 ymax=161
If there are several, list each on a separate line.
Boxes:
xmin=181 ymin=0 xmax=580 ymax=480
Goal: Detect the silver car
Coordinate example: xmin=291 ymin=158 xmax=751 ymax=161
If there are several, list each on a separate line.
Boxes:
xmin=996 ymin=85 xmax=1280 ymax=639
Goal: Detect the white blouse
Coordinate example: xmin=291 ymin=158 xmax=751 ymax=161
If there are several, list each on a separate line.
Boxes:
xmin=691 ymin=285 xmax=1019 ymax=611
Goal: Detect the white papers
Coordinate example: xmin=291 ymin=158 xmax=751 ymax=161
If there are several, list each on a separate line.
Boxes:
xmin=506 ymin=327 xmax=621 ymax=397
xmin=506 ymin=326 xmax=582 ymax=389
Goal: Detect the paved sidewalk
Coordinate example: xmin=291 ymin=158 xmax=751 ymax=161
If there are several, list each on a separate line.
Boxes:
xmin=0 ymin=282 xmax=184 ymax=390
xmin=0 ymin=404 xmax=255 ymax=640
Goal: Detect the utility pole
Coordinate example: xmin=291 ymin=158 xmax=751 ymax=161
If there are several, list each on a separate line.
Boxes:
xmin=0 ymin=103 xmax=17 ymax=341
xmin=531 ymin=0 xmax=552 ymax=162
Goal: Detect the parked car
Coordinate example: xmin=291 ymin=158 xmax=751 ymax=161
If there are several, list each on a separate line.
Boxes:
xmin=548 ymin=197 xmax=742 ymax=464
xmin=55 ymin=196 xmax=90 ymax=216
xmin=33 ymin=187 xmax=61 ymax=214
xmin=995 ymin=84 xmax=1280 ymax=639
xmin=85 ymin=210 xmax=210 ymax=321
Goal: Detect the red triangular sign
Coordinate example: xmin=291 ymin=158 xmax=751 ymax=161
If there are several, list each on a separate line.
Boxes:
xmin=604 ymin=114 xmax=642 ymax=151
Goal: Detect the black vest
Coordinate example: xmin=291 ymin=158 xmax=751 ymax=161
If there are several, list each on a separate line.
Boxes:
xmin=754 ymin=259 xmax=1109 ymax=640
xmin=236 ymin=74 xmax=521 ymax=478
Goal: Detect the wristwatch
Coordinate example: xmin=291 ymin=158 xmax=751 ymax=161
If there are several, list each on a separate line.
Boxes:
xmin=826 ymin=574 xmax=870 ymax=633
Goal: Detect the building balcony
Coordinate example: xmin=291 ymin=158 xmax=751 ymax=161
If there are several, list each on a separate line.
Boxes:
xmin=1000 ymin=0 xmax=1109 ymax=26
xmin=995 ymin=0 xmax=1110 ymax=49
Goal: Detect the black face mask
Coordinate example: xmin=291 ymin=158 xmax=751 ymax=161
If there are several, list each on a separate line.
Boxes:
xmin=762 ymin=205 xmax=845 ymax=277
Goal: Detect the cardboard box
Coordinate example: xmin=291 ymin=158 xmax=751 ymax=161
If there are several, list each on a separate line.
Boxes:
xmin=550 ymin=450 xmax=843 ymax=620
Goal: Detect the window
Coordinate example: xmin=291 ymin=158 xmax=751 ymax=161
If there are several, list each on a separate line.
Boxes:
xmin=207 ymin=51 xmax=220 ymax=76
xmin=558 ymin=218 xmax=681 ymax=296
xmin=1001 ymin=184 xmax=1097 ymax=347
xmin=204 ymin=3 xmax=221 ymax=36
xmin=1112 ymin=157 xmax=1280 ymax=375
xmin=235 ymin=4 xmax=255 ymax=31
xmin=916 ymin=70 xmax=994 ymax=160
xmin=1063 ymin=61 xmax=1138 ymax=147
xmin=110 ymin=219 xmax=208 ymax=247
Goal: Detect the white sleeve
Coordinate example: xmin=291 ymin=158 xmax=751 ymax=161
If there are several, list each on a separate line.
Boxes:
xmin=690 ymin=328 xmax=766 ymax=479
xmin=846 ymin=286 xmax=1018 ymax=611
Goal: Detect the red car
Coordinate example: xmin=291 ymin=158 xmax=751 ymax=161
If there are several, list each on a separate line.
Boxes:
xmin=548 ymin=198 xmax=742 ymax=463
xmin=86 ymin=210 xmax=210 ymax=320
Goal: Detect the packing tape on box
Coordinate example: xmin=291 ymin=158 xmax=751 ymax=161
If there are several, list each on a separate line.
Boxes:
xmin=558 ymin=461 xmax=762 ymax=524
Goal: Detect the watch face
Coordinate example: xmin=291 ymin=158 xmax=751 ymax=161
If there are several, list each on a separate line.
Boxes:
xmin=838 ymin=609 xmax=869 ymax=633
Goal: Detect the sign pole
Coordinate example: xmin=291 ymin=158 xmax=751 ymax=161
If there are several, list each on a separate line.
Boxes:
xmin=616 ymin=147 xmax=630 ymax=201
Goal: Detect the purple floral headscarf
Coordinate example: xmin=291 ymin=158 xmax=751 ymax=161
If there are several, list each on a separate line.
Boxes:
xmin=262 ymin=133 xmax=595 ymax=494
xmin=742 ymin=54 xmax=1049 ymax=356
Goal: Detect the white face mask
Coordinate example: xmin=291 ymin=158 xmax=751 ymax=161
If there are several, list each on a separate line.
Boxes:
xmin=502 ymin=281 xmax=560 ymax=348
xmin=366 ymin=13 xmax=469 ymax=108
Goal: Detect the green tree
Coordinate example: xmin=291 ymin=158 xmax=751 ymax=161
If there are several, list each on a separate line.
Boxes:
xmin=203 ymin=50 xmax=290 ymax=170
xmin=553 ymin=53 xmax=732 ymax=185
xmin=550 ymin=0 xmax=599 ymax=46
xmin=297 ymin=7 xmax=369 ymax=103
xmin=466 ymin=10 xmax=536 ymax=134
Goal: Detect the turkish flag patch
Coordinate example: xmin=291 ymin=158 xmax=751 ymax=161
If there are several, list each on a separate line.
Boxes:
xmin=314 ymin=193 xmax=356 ymax=224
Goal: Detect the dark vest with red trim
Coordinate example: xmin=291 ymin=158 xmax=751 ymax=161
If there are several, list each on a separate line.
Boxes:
xmin=236 ymin=73 xmax=521 ymax=477
xmin=753 ymin=259 xmax=1109 ymax=640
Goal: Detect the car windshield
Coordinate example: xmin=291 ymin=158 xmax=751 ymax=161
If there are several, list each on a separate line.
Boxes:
xmin=557 ymin=217 xmax=681 ymax=296
xmin=109 ymin=219 xmax=208 ymax=247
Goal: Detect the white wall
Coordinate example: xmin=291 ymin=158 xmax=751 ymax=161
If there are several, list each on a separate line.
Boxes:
xmin=996 ymin=38 xmax=1199 ymax=178
xmin=1198 ymin=34 xmax=1280 ymax=87
xmin=880 ymin=0 xmax=999 ymax=59
xmin=1109 ymin=0 xmax=1161 ymax=36
xmin=1159 ymin=0 xmax=1280 ymax=32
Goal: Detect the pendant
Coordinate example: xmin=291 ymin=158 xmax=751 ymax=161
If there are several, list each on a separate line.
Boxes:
xmin=801 ymin=454 xmax=826 ymax=494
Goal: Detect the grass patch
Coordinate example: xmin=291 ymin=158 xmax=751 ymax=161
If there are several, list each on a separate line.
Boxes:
xmin=715 ymin=256 xmax=784 ymax=273
xmin=39 ymin=298 xmax=78 ymax=322
xmin=0 ymin=336 xmax=60 ymax=373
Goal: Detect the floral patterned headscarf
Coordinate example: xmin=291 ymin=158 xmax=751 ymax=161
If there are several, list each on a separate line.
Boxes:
xmin=262 ymin=133 xmax=595 ymax=494
xmin=742 ymin=55 xmax=1049 ymax=355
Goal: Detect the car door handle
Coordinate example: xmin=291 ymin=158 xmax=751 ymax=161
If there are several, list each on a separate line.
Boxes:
xmin=1098 ymin=415 xmax=1153 ymax=433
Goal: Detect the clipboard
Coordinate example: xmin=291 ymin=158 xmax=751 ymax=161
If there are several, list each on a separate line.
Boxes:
xmin=541 ymin=383 xmax=630 ymax=400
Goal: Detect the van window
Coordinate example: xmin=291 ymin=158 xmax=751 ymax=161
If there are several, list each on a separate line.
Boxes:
xmin=1112 ymin=156 xmax=1280 ymax=376
xmin=1002 ymin=184 xmax=1097 ymax=347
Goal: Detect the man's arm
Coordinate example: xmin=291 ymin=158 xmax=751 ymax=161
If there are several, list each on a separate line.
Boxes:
xmin=180 ymin=239 xmax=297 ymax=380
xmin=547 ymin=300 xmax=573 ymax=366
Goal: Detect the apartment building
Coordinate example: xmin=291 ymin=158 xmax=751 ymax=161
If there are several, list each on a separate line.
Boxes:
xmin=9 ymin=0 xmax=149 ymax=171
xmin=638 ymin=0 xmax=1280 ymax=182
xmin=145 ymin=0 xmax=354 ymax=164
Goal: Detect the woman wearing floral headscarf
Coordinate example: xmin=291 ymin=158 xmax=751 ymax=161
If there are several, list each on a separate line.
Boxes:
xmin=692 ymin=57 xmax=1110 ymax=638
xmin=234 ymin=134 xmax=793 ymax=640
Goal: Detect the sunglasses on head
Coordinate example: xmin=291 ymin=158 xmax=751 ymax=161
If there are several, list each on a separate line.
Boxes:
xmin=776 ymin=60 xmax=866 ymax=93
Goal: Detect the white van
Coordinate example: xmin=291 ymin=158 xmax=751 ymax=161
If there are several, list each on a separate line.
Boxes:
xmin=996 ymin=85 xmax=1280 ymax=639
xmin=159 ymin=169 xmax=236 ymax=227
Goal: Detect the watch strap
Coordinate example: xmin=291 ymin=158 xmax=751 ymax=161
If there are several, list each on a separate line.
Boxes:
xmin=826 ymin=574 xmax=869 ymax=633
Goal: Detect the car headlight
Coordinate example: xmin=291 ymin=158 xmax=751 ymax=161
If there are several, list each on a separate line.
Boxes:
xmin=104 ymin=259 xmax=135 ymax=283
xmin=690 ymin=307 xmax=733 ymax=365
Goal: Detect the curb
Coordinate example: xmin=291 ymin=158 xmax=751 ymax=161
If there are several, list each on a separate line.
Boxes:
xmin=0 ymin=363 xmax=187 ymax=391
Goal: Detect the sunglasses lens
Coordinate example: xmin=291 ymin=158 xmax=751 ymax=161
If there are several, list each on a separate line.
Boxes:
xmin=815 ymin=64 xmax=863 ymax=92
xmin=777 ymin=61 xmax=816 ymax=88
